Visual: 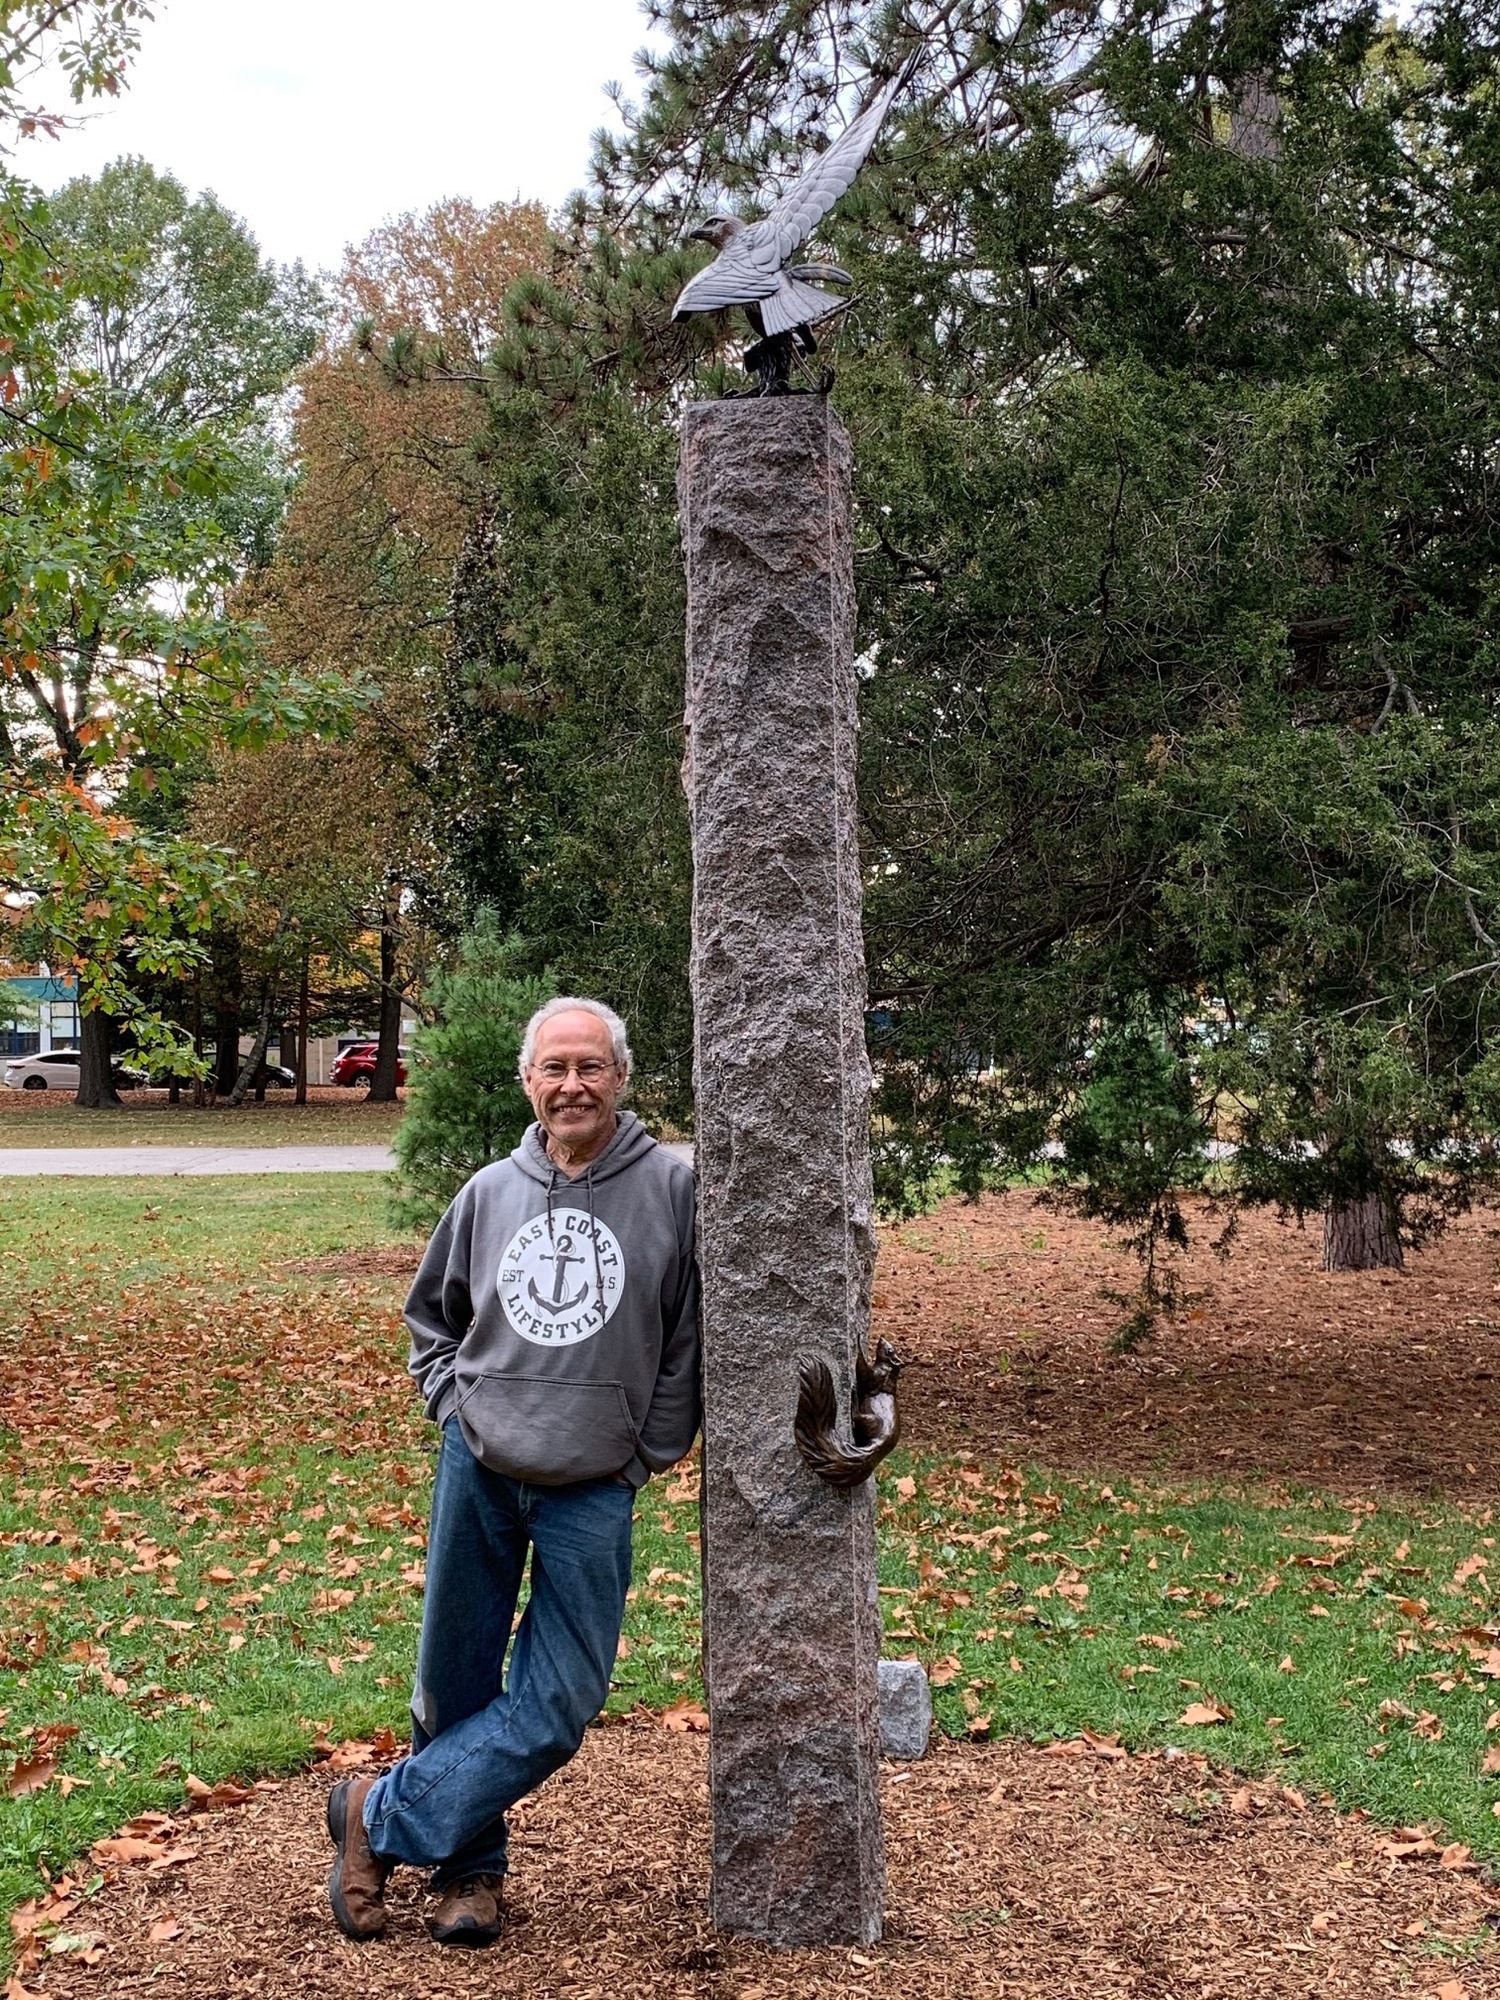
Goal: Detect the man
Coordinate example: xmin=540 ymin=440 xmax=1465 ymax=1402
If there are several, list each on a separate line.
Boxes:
xmin=326 ymin=997 xmax=700 ymax=1948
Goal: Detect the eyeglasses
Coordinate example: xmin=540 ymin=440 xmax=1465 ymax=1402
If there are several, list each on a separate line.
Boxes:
xmin=531 ymin=1059 xmax=616 ymax=1083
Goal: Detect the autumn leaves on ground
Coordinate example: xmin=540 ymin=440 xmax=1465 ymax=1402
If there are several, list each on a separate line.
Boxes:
xmin=2 ymin=1177 xmax=1498 ymax=1998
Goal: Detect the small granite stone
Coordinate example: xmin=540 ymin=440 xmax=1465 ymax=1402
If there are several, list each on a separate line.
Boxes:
xmin=877 ymin=1658 xmax=932 ymax=1761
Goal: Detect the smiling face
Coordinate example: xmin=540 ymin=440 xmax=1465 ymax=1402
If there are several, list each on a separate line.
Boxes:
xmin=523 ymin=1008 xmax=626 ymax=1168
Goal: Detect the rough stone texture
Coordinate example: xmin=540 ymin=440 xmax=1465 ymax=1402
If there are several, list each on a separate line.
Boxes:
xmin=680 ymin=397 xmax=885 ymax=1947
xmin=878 ymin=1658 xmax=933 ymax=1761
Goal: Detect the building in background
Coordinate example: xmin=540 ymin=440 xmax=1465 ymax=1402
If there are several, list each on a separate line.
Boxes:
xmin=0 ymin=971 xmax=80 ymax=1057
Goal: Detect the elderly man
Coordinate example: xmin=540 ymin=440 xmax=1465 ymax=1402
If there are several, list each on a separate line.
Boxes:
xmin=326 ymin=996 xmax=700 ymax=1949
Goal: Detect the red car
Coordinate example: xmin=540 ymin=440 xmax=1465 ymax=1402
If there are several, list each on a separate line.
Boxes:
xmin=331 ymin=1042 xmax=409 ymax=1087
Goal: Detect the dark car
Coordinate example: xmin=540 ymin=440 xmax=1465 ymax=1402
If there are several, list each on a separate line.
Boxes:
xmin=144 ymin=1056 xmax=296 ymax=1089
xmin=331 ymin=1043 xmax=410 ymax=1088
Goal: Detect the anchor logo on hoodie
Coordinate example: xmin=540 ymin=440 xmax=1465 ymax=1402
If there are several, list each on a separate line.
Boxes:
xmin=497 ymin=1209 xmax=626 ymax=1345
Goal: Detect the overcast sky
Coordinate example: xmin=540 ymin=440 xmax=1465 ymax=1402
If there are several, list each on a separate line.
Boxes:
xmin=23 ymin=0 xmax=655 ymax=274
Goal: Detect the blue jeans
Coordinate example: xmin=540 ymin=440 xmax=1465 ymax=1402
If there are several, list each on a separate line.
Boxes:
xmin=362 ymin=1416 xmax=635 ymax=1885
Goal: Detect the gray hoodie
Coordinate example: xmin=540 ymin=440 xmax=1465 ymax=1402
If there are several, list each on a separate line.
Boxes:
xmin=404 ymin=1111 xmax=700 ymax=1488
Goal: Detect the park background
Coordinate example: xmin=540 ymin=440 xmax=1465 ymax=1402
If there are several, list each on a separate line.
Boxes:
xmin=2 ymin=0 xmax=1499 ymax=1993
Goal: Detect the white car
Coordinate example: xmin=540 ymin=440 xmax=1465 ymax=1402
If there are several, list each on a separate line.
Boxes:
xmin=2 ymin=1049 xmax=142 ymax=1091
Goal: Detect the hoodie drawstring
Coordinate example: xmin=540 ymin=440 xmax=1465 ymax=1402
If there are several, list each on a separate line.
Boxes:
xmin=585 ymin=1167 xmax=605 ymax=1311
xmin=545 ymin=1156 xmax=605 ymax=1318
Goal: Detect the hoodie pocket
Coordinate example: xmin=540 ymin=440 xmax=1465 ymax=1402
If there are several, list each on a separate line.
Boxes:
xmin=455 ymin=1373 xmax=640 ymax=1485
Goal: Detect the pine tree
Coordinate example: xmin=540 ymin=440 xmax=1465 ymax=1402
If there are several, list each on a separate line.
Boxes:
xmin=389 ymin=917 xmax=556 ymax=1231
xmin=411 ymin=0 xmax=1500 ymax=1275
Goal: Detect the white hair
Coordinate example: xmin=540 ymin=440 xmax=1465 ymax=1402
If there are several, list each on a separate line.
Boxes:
xmin=518 ymin=996 xmax=633 ymax=1084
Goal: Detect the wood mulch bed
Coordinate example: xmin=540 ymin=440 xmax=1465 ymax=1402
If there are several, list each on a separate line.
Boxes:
xmin=878 ymin=1190 xmax=1500 ymax=1500
xmin=25 ymin=1724 xmax=1497 ymax=2000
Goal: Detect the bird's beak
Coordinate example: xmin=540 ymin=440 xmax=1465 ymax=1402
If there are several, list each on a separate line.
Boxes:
xmin=686 ymin=225 xmax=714 ymax=245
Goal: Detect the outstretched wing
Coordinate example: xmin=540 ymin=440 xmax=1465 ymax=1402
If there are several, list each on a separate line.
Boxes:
xmin=671 ymin=56 xmax=914 ymax=319
xmin=673 ymin=244 xmax=782 ymax=316
xmin=761 ymin=64 xmax=910 ymax=265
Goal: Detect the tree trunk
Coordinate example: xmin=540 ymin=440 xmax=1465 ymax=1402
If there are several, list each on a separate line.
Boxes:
xmin=229 ymin=919 xmax=290 ymax=1110
xmin=295 ymin=950 xmax=310 ymax=1107
xmin=75 ymin=1006 xmax=122 ymax=1109
xmin=1229 ymin=70 xmax=1282 ymax=163
xmin=192 ymin=969 xmax=208 ymax=1108
xmin=367 ymin=885 xmax=404 ymax=1103
xmin=230 ymin=977 xmax=278 ymax=1109
xmin=211 ymin=930 xmax=243 ymax=1097
xmin=1323 ymin=1192 xmax=1404 ymax=1271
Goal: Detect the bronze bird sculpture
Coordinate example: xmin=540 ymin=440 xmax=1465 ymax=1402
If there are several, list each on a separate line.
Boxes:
xmin=673 ymin=58 xmax=915 ymax=395
xmin=795 ymin=1337 xmax=904 ymax=1490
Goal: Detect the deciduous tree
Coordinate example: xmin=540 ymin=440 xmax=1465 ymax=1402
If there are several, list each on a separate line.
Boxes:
xmin=0 ymin=134 xmax=332 ymax=1102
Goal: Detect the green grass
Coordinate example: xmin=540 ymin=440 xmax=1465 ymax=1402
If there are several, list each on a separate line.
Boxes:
xmin=2 ymin=1173 xmax=414 ymax=1292
xmin=0 ymin=1442 xmax=700 ymax=1944
xmin=876 ymin=1457 xmax=1500 ymax=1853
xmin=3 ymin=1174 xmax=1498 ymax=1963
xmin=0 ymin=1096 xmax=406 ymax=1148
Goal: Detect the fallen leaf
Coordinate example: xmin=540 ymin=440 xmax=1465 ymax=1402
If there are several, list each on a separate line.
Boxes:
xmin=319 ymin=1740 xmax=373 ymax=1772
xmin=92 ymin=1837 xmax=166 ymax=1865
xmin=147 ymin=1917 xmax=181 ymax=1944
xmin=1080 ymin=1728 xmax=1127 ymax=1759
xmin=46 ymin=1930 xmax=103 ymax=1962
xmin=1178 ymin=1702 xmax=1231 ymax=1727
xmin=661 ymin=1700 xmax=709 ymax=1734
xmin=184 ymin=1775 xmax=253 ymax=1813
xmin=1439 ymin=1842 xmax=1474 ymax=1871
xmin=145 ymin=1844 xmax=199 ymax=1872
xmin=929 ymin=1656 xmax=962 ymax=1688
xmin=4 ymin=1755 xmax=56 ymax=1799
xmin=1383 ymin=1833 xmax=1440 ymax=1861
xmin=1483 ymin=1745 xmax=1500 ymax=1775
xmin=894 ymin=1475 xmax=916 ymax=1501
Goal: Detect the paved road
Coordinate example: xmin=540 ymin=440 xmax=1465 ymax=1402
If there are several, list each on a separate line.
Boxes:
xmin=0 ymin=1140 xmax=696 ymax=1177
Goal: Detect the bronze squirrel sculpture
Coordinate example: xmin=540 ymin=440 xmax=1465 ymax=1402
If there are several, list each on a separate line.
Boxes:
xmin=794 ymin=1337 xmax=903 ymax=1489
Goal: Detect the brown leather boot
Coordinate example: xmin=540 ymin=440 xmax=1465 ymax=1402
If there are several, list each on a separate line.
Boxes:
xmin=426 ymin=1873 xmax=505 ymax=1948
xmin=326 ymin=1776 xmax=392 ymax=1940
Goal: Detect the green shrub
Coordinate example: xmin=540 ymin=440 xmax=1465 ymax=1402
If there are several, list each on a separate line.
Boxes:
xmin=390 ymin=916 xmax=556 ymax=1231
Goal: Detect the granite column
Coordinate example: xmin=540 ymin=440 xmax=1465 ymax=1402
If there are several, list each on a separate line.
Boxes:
xmin=679 ymin=396 xmax=885 ymax=1947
